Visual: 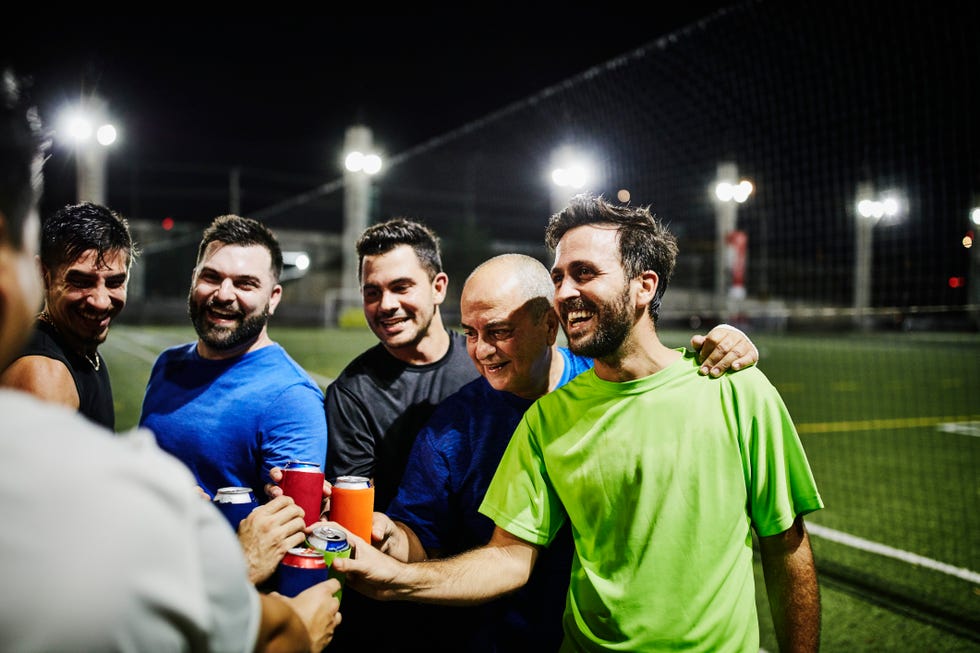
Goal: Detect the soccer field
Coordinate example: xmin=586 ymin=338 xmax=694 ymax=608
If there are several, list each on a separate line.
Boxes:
xmin=102 ymin=325 xmax=980 ymax=652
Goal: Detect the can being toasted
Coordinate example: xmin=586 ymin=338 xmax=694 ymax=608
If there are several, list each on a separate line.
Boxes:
xmin=275 ymin=547 xmax=328 ymax=598
xmin=280 ymin=461 xmax=325 ymax=527
xmin=213 ymin=486 xmax=257 ymax=532
xmin=307 ymin=525 xmax=351 ymax=601
xmin=329 ymin=476 xmax=374 ymax=543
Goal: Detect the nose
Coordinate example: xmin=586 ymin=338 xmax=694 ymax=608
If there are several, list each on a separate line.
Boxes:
xmin=554 ymin=276 xmax=579 ymax=304
xmin=474 ymin=334 xmax=496 ymax=361
xmin=214 ymin=278 xmax=236 ymax=302
xmin=86 ymin=284 xmax=111 ymax=311
xmin=378 ymin=289 xmax=399 ymax=312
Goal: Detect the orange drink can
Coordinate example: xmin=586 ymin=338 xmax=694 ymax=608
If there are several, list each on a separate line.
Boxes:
xmin=329 ymin=475 xmax=374 ymax=543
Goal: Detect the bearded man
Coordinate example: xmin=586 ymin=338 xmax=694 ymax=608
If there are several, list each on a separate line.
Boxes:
xmin=139 ymin=214 xmax=327 ymax=528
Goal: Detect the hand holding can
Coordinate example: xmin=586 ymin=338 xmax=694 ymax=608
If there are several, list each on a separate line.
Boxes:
xmin=279 ymin=461 xmax=325 ymax=527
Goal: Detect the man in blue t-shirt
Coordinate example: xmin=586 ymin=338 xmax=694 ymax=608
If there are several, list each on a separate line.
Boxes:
xmin=140 ymin=215 xmax=324 ymax=584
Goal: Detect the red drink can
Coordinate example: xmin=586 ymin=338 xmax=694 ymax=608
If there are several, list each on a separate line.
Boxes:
xmin=329 ymin=475 xmax=374 ymax=543
xmin=280 ymin=461 xmax=325 ymax=527
xmin=275 ymin=547 xmax=328 ymax=597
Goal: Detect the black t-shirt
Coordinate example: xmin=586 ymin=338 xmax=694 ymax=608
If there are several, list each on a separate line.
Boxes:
xmin=324 ymin=330 xmax=481 ymax=653
xmin=17 ymin=320 xmax=115 ymax=430
xmin=325 ymin=330 xmax=479 ymax=512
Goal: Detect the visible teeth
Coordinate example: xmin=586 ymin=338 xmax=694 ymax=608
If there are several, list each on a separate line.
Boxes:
xmin=568 ymin=310 xmax=592 ymax=322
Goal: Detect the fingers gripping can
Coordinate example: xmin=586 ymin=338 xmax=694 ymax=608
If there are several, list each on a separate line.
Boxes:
xmin=307 ymin=526 xmax=351 ymax=601
xmin=328 ymin=475 xmax=374 ymax=543
xmin=280 ymin=461 xmax=325 ymax=527
xmin=213 ymin=486 xmax=257 ymax=532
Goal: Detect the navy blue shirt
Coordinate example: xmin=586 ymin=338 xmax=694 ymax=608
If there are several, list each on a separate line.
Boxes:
xmin=388 ymin=347 xmax=593 ymax=652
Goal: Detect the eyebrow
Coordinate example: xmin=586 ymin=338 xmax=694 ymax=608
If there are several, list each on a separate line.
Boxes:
xmin=199 ymin=266 xmax=262 ymax=284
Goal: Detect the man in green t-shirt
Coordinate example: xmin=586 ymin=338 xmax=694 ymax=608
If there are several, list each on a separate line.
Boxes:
xmin=335 ymin=193 xmax=823 ymax=652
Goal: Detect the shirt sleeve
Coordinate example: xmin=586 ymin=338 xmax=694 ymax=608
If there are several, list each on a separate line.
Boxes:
xmin=479 ymin=411 xmax=564 ymax=547
xmin=736 ymin=371 xmax=824 ymax=537
xmin=260 ymin=381 xmax=328 ymax=482
xmin=325 ymin=382 xmax=377 ymax=481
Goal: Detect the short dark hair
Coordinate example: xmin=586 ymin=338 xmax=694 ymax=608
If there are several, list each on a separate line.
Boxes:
xmin=356 ymin=218 xmax=442 ymax=281
xmin=0 ymin=68 xmax=46 ymax=250
xmin=41 ymin=202 xmax=136 ymax=271
xmin=545 ymin=193 xmax=678 ymax=323
xmin=198 ymin=214 xmax=283 ymax=281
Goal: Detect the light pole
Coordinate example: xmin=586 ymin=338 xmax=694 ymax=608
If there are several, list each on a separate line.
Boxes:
xmin=711 ymin=161 xmax=753 ymax=319
xmin=853 ymin=183 xmax=905 ymax=330
xmin=341 ymin=125 xmax=382 ymax=313
xmin=57 ymin=94 xmax=117 ymax=205
xmin=969 ymin=205 xmax=980 ymax=329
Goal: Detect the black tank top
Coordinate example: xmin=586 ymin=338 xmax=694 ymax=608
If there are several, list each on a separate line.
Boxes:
xmin=19 ymin=320 xmax=115 ymax=429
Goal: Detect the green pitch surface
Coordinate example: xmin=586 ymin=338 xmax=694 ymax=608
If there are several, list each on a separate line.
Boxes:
xmin=102 ymin=326 xmax=980 ymax=651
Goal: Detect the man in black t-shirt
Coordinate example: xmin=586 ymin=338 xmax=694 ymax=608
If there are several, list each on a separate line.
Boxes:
xmin=0 ymin=202 xmax=135 ymax=429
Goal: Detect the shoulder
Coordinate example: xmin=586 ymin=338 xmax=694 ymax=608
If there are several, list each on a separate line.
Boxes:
xmin=0 ymin=355 xmax=78 ymax=406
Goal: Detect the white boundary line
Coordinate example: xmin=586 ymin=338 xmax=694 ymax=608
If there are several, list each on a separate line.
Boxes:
xmin=807 ymin=523 xmax=980 ymax=584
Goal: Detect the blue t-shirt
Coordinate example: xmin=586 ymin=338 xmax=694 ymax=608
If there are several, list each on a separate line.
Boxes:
xmin=388 ymin=347 xmax=592 ymax=652
xmin=140 ymin=343 xmax=328 ymax=510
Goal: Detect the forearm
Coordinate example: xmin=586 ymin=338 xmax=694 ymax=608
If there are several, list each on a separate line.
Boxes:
xmin=339 ymin=526 xmax=536 ymax=606
xmin=759 ymin=516 xmax=821 ymax=652
xmin=390 ymin=540 xmax=532 ymax=605
xmin=255 ymin=593 xmax=310 ymax=653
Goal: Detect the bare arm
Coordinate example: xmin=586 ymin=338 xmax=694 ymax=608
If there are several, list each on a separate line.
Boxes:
xmin=333 ymin=524 xmax=537 ymax=605
xmin=0 ymin=355 xmax=79 ymax=409
xmin=372 ymin=511 xmax=430 ymax=562
xmin=690 ymin=324 xmax=760 ymax=377
xmin=758 ymin=515 xmax=821 ymax=653
xmin=255 ymin=580 xmax=342 ymax=653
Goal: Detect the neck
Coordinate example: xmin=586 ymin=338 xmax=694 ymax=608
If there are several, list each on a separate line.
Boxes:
xmin=38 ymin=309 xmax=98 ymax=357
xmin=592 ymin=322 xmax=680 ymax=382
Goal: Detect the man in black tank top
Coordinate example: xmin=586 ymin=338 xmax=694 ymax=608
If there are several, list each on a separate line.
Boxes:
xmin=0 ymin=202 xmax=135 ymax=429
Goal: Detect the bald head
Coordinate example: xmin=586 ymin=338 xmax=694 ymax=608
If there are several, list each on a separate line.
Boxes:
xmin=460 ymin=254 xmax=560 ymax=400
xmin=462 ymin=254 xmax=554 ymax=318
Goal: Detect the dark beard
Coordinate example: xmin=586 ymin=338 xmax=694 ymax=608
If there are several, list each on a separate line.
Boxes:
xmin=188 ymin=299 xmax=270 ymax=352
xmin=565 ymin=287 xmax=632 ymax=359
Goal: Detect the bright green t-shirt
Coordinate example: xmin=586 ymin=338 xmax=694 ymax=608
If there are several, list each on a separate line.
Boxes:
xmin=479 ymin=348 xmax=823 ymax=652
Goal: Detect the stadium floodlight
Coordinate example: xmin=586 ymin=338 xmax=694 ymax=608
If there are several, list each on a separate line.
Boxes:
xmin=54 ymin=95 xmax=118 ymax=205
xmin=344 ymin=150 xmax=383 ymax=175
xmin=971 ymin=207 xmax=980 ymax=226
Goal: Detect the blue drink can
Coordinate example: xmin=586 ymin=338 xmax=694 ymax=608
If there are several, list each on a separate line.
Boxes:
xmin=213 ymin=486 xmax=257 ymax=532
xmin=276 ymin=547 xmax=328 ymax=597
xmin=307 ymin=526 xmax=351 ymax=601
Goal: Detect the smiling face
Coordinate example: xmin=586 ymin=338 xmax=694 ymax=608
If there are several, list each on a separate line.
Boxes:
xmin=460 ymin=268 xmax=557 ymax=400
xmin=42 ymin=247 xmax=129 ymax=353
xmin=551 ymin=224 xmax=636 ymax=359
xmin=187 ymin=241 xmax=281 ymax=359
xmin=360 ymin=244 xmax=448 ymax=357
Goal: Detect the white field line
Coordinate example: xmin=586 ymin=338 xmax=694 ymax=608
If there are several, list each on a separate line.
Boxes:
xmin=938 ymin=421 xmax=980 ymax=437
xmin=807 ymin=523 xmax=980 ymax=585
xmin=106 ymin=330 xmax=334 ymax=388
